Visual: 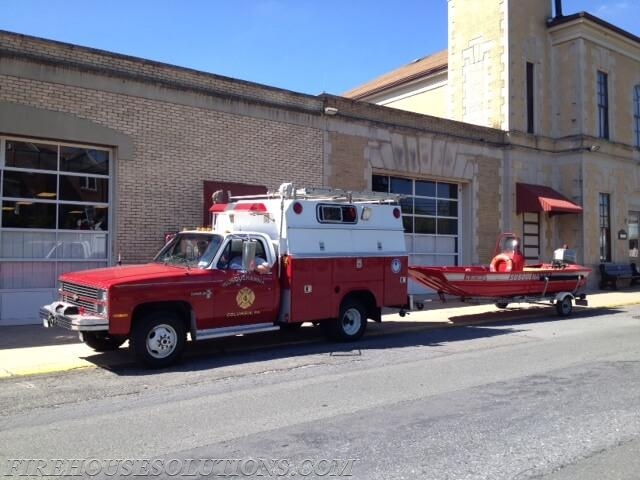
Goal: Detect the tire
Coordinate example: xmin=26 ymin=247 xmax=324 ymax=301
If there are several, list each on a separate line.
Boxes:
xmin=130 ymin=312 xmax=186 ymax=368
xmin=330 ymin=299 xmax=367 ymax=342
xmin=82 ymin=332 xmax=126 ymax=352
xmin=495 ymin=302 xmax=509 ymax=309
xmin=555 ymin=296 xmax=573 ymax=316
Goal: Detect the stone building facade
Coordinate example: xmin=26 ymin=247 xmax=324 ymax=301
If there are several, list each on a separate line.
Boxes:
xmin=345 ymin=0 xmax=640 ymax=286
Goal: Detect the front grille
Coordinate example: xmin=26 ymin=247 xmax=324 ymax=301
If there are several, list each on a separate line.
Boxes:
xmin=61 ymin=282 xmax=102 ymax=314
xmin=61 ymin=282 xmax=101 ymax=299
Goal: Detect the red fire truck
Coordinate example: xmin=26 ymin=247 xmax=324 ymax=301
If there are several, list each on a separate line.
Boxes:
xmin=40 ymin=184 xmax=409 ymax=367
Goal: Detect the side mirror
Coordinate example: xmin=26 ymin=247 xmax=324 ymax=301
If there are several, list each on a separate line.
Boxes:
xmin=242 ymin=240 xmax=257 ymax=271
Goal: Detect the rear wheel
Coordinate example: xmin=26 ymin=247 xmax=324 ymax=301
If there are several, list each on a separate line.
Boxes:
xmin=330 ymin=300 xmax=367 ymax=342
xmin=130 ymin=312 xmax=186 ymax=368
xmin=81 ymin=332 xmax=126 ymax=352
xmin=555 ymin=296 xmax=573 ymax=316
xmin=495 ymin=302 xmax=509 ymax=309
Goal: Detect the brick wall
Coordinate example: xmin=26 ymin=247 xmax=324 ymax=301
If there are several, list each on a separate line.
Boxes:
xmin=0 ymin=30 xmax=325 ymax=263
xmin=327 ymin=133 xmax=368 ymax=191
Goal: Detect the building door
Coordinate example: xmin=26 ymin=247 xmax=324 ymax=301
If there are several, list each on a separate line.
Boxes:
xmin=0 ymin=137 xmax=111 ymax=325
xmin=372 ymin=174 xmax=460 ymax=295
xmin=522 ymin=212 xmax=540 ymax=261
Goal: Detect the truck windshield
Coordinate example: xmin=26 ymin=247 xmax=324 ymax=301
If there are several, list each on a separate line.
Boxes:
xmin=153 ymin=233 xmax=223 ymax=269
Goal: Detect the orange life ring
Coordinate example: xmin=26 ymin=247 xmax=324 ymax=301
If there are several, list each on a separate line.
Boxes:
xmin=490 ymin=254 xmax=513 ymax=272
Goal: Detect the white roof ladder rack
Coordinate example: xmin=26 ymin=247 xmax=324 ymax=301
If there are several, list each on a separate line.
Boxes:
xmin=277 ymin=183 xmax=401 ymax=204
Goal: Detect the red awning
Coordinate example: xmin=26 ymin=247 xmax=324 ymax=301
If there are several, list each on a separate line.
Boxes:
xmin=516 ymin=182 xmax=583 ymax=216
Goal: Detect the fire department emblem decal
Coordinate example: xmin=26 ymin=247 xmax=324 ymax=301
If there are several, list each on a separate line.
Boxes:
xmin=391 ymin=258 xmax=402 ymax=274
xmin=236 ymin=287 xmax=255 ymax=309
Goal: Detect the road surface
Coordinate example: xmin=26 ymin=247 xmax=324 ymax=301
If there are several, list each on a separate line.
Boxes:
xmin=1 ymin=306 xmax=639 ymax=479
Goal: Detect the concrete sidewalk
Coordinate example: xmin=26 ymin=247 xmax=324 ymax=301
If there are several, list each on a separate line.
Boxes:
xmin=1 ymin=289 xmax=639 ymax=378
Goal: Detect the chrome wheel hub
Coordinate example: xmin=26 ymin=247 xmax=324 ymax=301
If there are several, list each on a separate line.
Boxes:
xmin=146 ymin=323 xmax=177 ymax=359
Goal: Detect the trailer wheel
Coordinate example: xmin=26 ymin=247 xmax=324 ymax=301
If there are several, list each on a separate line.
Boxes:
xmin=555 ymin=296 xmax=573 ymax=316
xmin=495 ymin=302 xmax=509 ymax=309
xmin=81 ymin=332 xmax=126 ymax=352
xmin=130 ymin=312 xmax=186 ymax=368
xmin=331 ymin=300 xmax=367 ymax=342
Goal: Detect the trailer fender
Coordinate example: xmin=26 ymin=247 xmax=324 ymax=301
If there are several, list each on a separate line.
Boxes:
xmin=554 ymin=292 xmax=574 ymax=316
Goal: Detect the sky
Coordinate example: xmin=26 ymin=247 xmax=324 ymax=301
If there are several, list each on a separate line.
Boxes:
xmin=0 ymin=1 xmax=639 ymax=96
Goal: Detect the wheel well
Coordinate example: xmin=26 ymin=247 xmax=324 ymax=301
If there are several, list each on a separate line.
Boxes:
xmin=341 ymin=290 xmax=380 ymax=321
xmin=131 ymin=301 xmax=191 ymax=329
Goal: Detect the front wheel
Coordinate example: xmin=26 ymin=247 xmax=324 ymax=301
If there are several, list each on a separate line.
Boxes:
xmin=81 ymin=332 xmax=126 ymax=352
xmin=330 ymin=300 xmax=367 ymax=342
xmin=130 ymin=312 xmax=186 ymax=368
xmin=495 ymin=302 xmax=509 ymax=309
xmin=555 ymin=296 xmax=573 ymax=316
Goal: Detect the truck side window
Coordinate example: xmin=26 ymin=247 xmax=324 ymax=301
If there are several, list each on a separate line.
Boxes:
xmin=217 ymin=240 xmax=244 ymax=270
xmin=317 ymin=204 xmax=358 ymax=224
xmin=217 ymin=243 xmax=232 ymax=269
xmin=255 ymin=240 xmax=266 ymax=260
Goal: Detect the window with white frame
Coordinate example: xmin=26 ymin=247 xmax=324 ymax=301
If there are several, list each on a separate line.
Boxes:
xmin=0 ymin=138 xmax=111 ymax=289
xmin=372 ymin=174 xmax=459 ymax=266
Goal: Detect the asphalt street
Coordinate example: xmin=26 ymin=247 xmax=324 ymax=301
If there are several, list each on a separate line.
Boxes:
xmin=1 ymin=304 xmax=639 ymax=479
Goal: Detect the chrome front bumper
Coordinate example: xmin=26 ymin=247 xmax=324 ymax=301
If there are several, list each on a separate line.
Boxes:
xmin=40 ymin=301 xmax=109 ymax=332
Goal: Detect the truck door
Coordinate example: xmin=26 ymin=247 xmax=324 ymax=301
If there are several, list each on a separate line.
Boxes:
xmin=209 ymin=237 xmax=279 ymax=328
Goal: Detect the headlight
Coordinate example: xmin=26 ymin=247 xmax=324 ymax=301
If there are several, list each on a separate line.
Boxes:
xmin=97 ymin=290 xmax=108 ymax=316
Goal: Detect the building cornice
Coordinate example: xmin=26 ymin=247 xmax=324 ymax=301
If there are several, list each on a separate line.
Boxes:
xmin=547 ymin=13 xmax=640 ymax=62
xmin=547 ymin=12 xmax=640 ymax=45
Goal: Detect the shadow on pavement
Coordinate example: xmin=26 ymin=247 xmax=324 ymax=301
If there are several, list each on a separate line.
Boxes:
xmin=0 ymin=324 xmax=78 ymax=349
xmin=78 ymin=304 xmax=627 ymax=376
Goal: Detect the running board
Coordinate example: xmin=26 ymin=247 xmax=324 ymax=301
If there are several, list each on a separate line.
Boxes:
xmin=194 ymin=323 xmax=280 ymax=341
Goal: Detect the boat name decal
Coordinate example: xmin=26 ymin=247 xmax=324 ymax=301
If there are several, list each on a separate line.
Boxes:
xmin=462 ymin=272 xmax=539 ymax=281
xmin=508 ymin=273 xmax=537 ymax=281
xmin=464 ymin=273 xmax=487 ymax=281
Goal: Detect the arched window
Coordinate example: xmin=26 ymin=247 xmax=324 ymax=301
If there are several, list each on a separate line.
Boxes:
xmin=634 ymin=85 xmax=640 ymax=147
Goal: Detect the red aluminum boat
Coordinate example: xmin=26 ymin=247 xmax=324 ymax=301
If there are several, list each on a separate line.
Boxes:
xmin=408 ymin=234 xmax=591 ymax=314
